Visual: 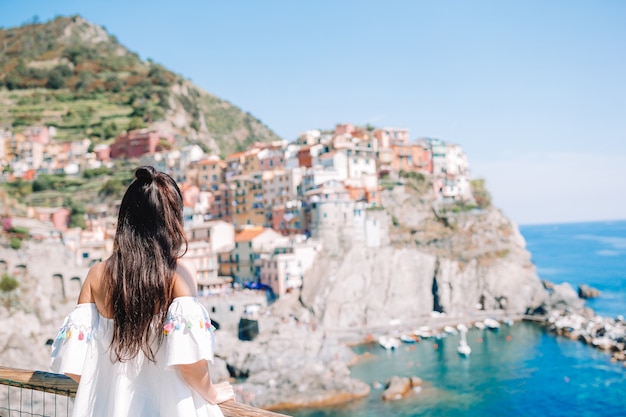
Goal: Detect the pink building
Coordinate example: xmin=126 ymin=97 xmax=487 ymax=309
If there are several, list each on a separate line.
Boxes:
xmin=93 ymin=144 xmax=111 ymax=162
xmin=31 ymin=207 xmax=71 ymax=231
xmin=24 ymin=126 xmax=50 ymax=145
xmin=271 ymin=201 xmax=307 ymax=236
xmin=374 ymin=127 xmax=410 ymax=148
xmin=180 ymin=183 xmax=201 ymax=209
xmin=110 ymin=129 xmax=173 ymax=159
xmin=335 ymin=123 xmax=355 ymax=136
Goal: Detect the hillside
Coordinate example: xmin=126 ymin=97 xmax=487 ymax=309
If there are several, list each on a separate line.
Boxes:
xmin=0 ymin=15 xmax=281 ymax=156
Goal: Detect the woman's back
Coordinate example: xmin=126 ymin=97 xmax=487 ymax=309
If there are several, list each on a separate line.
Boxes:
xmin=79 ymin=259 xmax=199 ymax=320
xmin=50 ymin=166 xmax=233 ymax=417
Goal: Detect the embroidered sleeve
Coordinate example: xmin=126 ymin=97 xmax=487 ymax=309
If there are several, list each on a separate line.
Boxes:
xmin=50 ymin=304 xmax=98 ymax=376
xmin=163 ymin=297 xmax=216 ymax=369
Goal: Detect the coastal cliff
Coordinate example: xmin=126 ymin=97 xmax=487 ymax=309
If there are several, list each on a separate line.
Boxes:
xmin=300 ymin=176 xmax=548 ymax=331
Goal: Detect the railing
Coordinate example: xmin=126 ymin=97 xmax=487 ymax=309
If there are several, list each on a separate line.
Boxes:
xmin=0 ymin=367 xmax=290 ymax=417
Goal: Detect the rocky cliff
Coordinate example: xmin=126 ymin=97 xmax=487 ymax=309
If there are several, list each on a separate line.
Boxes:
xmin=300 ymin=176 xmax=548 ymax=331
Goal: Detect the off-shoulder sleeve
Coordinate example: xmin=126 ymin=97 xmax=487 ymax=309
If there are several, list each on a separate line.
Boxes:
xmin=163 ymin=297 xmax=216 ymax=370
xmin=50 ymin=303 xmax=98 ymax=376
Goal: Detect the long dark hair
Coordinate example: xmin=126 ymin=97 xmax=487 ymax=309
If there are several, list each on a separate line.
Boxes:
xmin=104 ymin=166 xmax=187 ymax=362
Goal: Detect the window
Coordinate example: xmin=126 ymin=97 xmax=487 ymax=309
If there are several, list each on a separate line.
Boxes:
xmin=211 ymin=306 xmax=216 ymax=313
xmin=230 ymin=305 xmax=235 ymax=312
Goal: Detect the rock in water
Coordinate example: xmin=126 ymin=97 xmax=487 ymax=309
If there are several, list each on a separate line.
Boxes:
xmin=382 ymin=376 xmax=412 ymax=401
xmin=578 ymin=284 xmax=601 ymax=299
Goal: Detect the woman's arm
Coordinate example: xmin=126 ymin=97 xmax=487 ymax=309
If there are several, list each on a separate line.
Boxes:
xmin=177 ymin=360 xmax=235 ymax=404
xmin=173 ymin=261 xmax=234 ymax=404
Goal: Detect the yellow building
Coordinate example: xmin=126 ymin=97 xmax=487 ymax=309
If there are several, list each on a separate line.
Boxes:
xmin=231 ymin=173 xmax=265 ymax=227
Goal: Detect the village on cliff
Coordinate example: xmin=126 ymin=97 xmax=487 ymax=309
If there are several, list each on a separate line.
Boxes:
xmin=0 ymin=122 xmax=473 ymax=304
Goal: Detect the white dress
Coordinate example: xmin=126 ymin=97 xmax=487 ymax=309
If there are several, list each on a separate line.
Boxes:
xmin=51 ymin=297 xmax=224 ymax=417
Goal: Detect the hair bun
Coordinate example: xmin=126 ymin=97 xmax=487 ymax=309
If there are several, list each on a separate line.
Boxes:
xmin=135 ymin=166 xmax=156 ymax=183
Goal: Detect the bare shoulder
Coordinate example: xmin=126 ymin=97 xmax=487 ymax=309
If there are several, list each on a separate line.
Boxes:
xmin=77 ymin=261 xmax=106 ymax=304
xmin=172 ymin=259 xmax=198 ymax=298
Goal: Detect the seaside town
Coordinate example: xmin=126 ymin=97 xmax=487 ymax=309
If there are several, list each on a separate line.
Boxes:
xmin=0 ymin=7 xmax=624 ymax=416
xmin=0 ymin=122 xmax=472 ymax=302
xmin=1 ymin=121 xmax=626 ymax=411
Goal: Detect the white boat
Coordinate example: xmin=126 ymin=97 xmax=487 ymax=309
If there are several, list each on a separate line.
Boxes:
xmin=443 ymin=325 xmax=458 ymax=335
xmin=457 ymin=339 xmax=472 ymax=356
xmin=378 ymin=335 xmax=401 ymax=350
xmin=414 ymin=326 xmax=434 ymax=339
xmin=457 ymin=327 xmax=472 ymax=357
xmin=484 ymin=318 xmax=501 ymax=330
xmin=473 ymin=321 xmax=486 ymax=330
xmin=400 ymin=334 xmax=419 ymax=344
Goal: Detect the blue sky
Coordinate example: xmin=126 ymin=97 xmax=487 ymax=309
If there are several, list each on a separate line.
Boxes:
xmin=1 ymin=1 xmax=625 ymax=225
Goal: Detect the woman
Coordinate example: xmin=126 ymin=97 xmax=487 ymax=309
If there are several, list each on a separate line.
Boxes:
xmin=51 ymin=166 xmax=234 ymax=416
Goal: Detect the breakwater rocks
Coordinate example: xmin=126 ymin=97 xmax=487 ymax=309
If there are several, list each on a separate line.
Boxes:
xmin=544 ymin=309 xmax=626 ymax=366
xmin=532 ymin=281 xmax=626 ymax=366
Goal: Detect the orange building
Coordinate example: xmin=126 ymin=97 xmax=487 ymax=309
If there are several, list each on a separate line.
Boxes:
xmin=390 ymin=143 xmax=432 ymax=173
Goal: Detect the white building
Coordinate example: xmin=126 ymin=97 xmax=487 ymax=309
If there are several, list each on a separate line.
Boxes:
xmin=179 ymin=145 xmax=207 ymax=181
xmin=444 ymin=144 xmax=469 ymax=176
xmin=300 ymin=166 xmax=343 ymax=196
xmin=182 ymin=240 xmax=219 ymax=284
xmin=284 ymin=142 xmax=302 ymax=170
xmin=296 ymin=129 xmax=322 ymax=146
xmin=185 ymin=220 xmax=235 ymax=253
xmin=435 ymin=175 xmax=474 ymax=202
xmin=345 ymin=147 xmax=378 ymax=179
xmin=259 ymin=240 xmax=322 ymax=296
xmin=317 ymin=151 xmax=348 ymax=181
xmin=305 ymin=181 xmax=354 ymax=238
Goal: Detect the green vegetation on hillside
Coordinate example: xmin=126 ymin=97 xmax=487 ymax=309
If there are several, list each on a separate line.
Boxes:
xmin=1 ymin=163 xmax=135 ymax=223
xmin=470 ymin=179 xmax=492 ymax=209
xmin=0 ymin=15 xmax=281 ymax=155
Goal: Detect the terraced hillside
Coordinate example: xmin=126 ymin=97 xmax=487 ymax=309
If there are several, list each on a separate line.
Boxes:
xmin=0 ymin=15 xmax=281 ymax=156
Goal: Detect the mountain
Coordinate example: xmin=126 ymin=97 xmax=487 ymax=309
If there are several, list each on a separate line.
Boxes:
xmin=0 ymin=15 xmax=281 ymax=156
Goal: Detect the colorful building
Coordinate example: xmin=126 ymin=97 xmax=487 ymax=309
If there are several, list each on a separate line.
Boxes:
xmin=110 ymin=129 xmax=173 ymax=159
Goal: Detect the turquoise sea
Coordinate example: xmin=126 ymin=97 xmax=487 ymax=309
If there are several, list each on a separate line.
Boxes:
xmin=287 ymin=220 xmax=626 ymax=417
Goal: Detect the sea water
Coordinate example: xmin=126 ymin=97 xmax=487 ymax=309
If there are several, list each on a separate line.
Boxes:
xmin=286 ymin=220 xmax=626 ymax=417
